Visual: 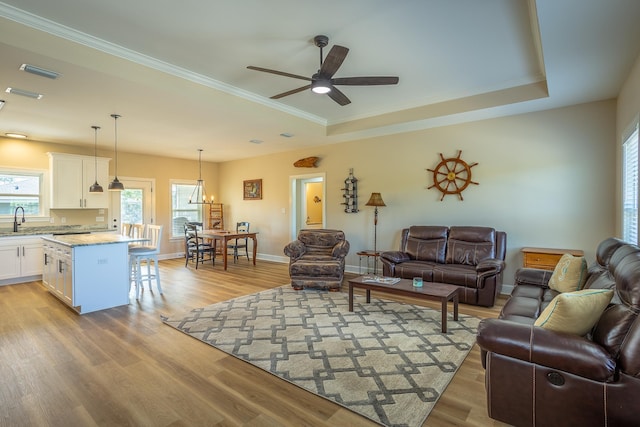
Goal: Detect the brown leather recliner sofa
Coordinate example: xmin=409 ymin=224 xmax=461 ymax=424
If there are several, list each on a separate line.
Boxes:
xmin=380 ymin=226 xmax=506 ymax=307
xmin=476 ymin=237 xmax=640 ymax=427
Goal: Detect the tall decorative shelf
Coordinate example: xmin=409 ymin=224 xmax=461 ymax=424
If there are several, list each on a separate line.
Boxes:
xmin=208 ymin=203 xmax=224 ymax=230
xmin=342 ymin=169 xmax=358 ymax=213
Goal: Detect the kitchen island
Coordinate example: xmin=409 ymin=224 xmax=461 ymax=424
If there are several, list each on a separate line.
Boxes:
xmin=41 ymin=233 xmax=140 ymax=314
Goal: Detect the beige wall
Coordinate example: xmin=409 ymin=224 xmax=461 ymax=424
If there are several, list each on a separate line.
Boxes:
xmin=0 ymin=98 xmax=621 ymax=286
xmin=220 ymin=100 xmax=617 ymax=283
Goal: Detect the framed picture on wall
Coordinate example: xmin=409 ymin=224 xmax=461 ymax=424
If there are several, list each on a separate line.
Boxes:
xmin=243 ymin=179 xmax=262 ymax=200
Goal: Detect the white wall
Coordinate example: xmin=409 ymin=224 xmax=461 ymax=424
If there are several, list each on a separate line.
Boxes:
xmin=220 ymin=100 xmax=617 ymax=284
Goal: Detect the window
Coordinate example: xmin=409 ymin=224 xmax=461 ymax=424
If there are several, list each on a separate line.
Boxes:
xmin=623 ymin=123 xmax=640 ymax=244
xmin=170 ymin=181 xmax=203 ymax=238
xmin=0 ymin=170 xmax=45 ymax=217
xmin=121 ymin=188 xmax=144 ymax=224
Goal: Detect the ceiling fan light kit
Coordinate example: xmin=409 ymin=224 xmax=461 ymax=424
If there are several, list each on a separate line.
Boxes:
xmin=247 ymin=35 xmax=398 ymax=105
xmin=311 ymin=77 xmax=331 ymax=94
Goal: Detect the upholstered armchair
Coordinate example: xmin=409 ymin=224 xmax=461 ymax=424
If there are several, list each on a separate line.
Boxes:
xmin=283 ymin=229 xmax=350 ymax=291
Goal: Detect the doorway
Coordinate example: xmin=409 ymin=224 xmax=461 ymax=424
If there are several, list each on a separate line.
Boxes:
xmin=290 ymin=173 xmax=326 ymax=239
xmin=109 ymin=178 xmax=155 ymax=232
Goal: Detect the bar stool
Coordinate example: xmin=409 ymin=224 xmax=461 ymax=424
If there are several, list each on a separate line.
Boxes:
xmin=129 ymin=224 xmax=163 ymax=300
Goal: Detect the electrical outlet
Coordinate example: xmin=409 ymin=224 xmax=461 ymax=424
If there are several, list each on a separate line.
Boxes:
xmin=61 ymin=217 xmax=66 ymax=224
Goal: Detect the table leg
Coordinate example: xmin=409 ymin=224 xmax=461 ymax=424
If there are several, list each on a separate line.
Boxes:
xmin=251 ymin=236 xmax=257 ymax=266
xmin=453 ymin=292 xmax=459 ymax=321
xmin=366 ymin=289 xmax=371 ymax=303
xmin=441 ymin=298 xmax=448 ymax=333
xmin=223 ymin=237 xmax=228 ymax=270
xmin=349 ymin=284 xmax=354 ymax=311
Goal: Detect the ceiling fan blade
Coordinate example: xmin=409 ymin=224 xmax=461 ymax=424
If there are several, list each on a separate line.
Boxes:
xmin=247 ymin=66 xmax=312 ymax=82
xmin=270 ymin=85 xmax=312 ymax=99
xmin=332 ymin=76 xmax=399 ymax=86
xmin=327 ymin=86 xmax=351 ymax=106
xmin=320 ymin=45 xmax=349 ymax=78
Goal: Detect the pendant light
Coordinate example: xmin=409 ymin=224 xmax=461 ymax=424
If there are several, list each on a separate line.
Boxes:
xmin=108 ymin=113 xmax=124 ymax=191
xmin=189 ymin=149 xmax=213 ymax=204
xmin=89 ymin=125 xmax=103 ymax=193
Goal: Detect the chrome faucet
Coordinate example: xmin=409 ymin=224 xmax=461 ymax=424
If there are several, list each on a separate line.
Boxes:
xmin=13 ymin=206 xmax=25 ymax=232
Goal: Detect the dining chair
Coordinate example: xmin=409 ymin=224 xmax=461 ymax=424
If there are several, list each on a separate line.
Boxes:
xmin=228 ymin=222 xmax=250 ymax=262
xmin=184 ymin=222 xmax=215 ymax=269
xmin=129 ymin=224 xmax=163 ymax=299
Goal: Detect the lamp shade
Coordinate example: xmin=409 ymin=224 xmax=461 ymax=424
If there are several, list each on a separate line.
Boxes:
xmin=365 ymin=192 xmax=386 ymax=207
xmin=108 ymin=113 xmax=124 ymax=191
xmin=89 ymin=125 xmax=103 ymax=193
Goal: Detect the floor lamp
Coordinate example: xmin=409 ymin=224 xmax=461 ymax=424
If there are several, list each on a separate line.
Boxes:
xmin=365 ymin=192 xmax=386 ymax=275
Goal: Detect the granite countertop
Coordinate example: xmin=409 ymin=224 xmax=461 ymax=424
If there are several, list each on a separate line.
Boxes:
xmin=0 ymin=225 xmax=111 ymax=238
xmin=42 ymin=233 xmax=143 ymax=247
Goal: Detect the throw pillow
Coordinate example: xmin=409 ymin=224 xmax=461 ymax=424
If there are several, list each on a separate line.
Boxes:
xmin=534 ymin=289 xmax=614 ymax=336
xmin=548 ymin=253 xmax=588 ymax=293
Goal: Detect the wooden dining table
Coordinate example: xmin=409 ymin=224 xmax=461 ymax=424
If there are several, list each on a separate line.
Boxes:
xmin=200 ymin=230 xmax=258 ymax=270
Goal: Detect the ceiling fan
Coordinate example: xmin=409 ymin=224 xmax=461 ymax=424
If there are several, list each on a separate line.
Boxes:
xmin=247 ymin=35 xmax=399 ymax=106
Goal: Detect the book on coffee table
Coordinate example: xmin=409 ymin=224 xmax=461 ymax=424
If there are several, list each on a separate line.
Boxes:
xmin=361 ymin=276 xmax=401 ymax=285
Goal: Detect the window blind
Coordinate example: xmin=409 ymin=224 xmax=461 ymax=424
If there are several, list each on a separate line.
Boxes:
xmin=623 ymin=124 xmax=640 ymax=244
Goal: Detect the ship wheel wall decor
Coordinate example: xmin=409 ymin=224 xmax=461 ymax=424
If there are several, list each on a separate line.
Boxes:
xmin=427 ymin=150 xmax=478 ymax=201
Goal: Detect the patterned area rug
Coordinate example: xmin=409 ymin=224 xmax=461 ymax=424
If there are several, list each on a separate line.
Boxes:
xmin=162 ymin=286 xmax=480 ymax=427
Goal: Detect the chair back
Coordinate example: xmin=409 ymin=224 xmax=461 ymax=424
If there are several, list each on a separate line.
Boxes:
xmin=130 ymin=224 xmax=146 ymax=239
xmin=144 ymin=224 xmax=163 ymax=252
xmin=237 ymin=222 xmax=250 ymax=233
xmin=184 ymin=222 xmax=205 ymax=248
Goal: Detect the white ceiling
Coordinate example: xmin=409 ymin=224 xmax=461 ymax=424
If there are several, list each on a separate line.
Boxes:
xmin=0 ymin=0 xmax=639 ymax=162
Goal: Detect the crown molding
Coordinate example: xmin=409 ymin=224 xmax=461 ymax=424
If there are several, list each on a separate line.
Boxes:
xmin=0 ymin=2 xmax=326 ymax=126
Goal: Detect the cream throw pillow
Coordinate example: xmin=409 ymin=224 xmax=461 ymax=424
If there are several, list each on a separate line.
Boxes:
xmin=548 ymin=253 xmax=588 ymax=293
xmin=534 ymin=289 xmax=614 ymax=336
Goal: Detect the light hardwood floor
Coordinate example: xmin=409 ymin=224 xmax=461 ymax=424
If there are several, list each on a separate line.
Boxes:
xmin=0 ymin=258 xmax=511 ymax=426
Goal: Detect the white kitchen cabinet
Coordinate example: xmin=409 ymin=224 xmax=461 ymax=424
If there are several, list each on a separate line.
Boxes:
xmin=48 ymin=152 xmax=110 ymax=209
xmin=43 ymin=240 xmax=74 ymax=305
xmin=42 ymin=235 xmax=133 ymax=314
xmin=0 ymin=236 xmax=46 ymax=283
xmin=42 ymin=241 xmax=55 ymax=290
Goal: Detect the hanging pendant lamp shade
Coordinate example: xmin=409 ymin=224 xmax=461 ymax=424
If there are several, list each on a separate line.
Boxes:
xmin=108 ymin=113 xmax=124 ymax=191
xmin=89 ymin=125 xmax=103 ymax=193
xmin=189 ymin=149 xmax=213 ymax=204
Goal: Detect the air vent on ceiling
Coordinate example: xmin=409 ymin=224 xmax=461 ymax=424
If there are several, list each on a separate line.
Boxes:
xmin=5 ymin=87 xmax=43 ymax=100
xmin=20 ymin=64 xmax=60 ymax=79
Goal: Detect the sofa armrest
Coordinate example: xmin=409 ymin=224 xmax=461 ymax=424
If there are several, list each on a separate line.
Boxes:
xmin=515 ymin=267 xmax=553 ymax=289
xmin=476 ymin=318 xmax=616 ymax=382
xmin=476 ymin=258 xmax=504 ymax=273
xmin=380 ymin=251 xmax=411 ymax=264
xmin=283 ymin=240 xmax=306 ymax=260
xmin=331 ymin=240 xmax=350 ymax=259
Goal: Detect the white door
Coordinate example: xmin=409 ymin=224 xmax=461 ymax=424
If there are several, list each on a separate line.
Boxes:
xmin=109 ymin=178 xmax=155 ymax=232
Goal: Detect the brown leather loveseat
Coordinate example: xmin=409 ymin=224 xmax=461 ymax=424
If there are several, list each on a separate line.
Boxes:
xmin=476 ymin=237 xmax=640 ymax=426
xmin=380 ymin=226 xmax=506 ymax=307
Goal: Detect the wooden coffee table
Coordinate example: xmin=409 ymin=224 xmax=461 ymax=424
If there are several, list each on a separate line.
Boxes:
xmin=348 ymin=276 xmax=459 ymax=333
